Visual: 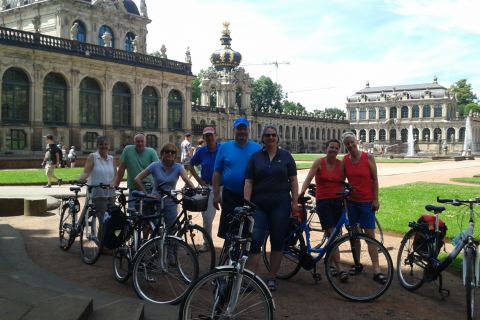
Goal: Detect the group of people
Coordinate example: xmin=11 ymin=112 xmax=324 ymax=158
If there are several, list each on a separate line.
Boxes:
xmin=63 ymin=117 xmax=381 ymax=292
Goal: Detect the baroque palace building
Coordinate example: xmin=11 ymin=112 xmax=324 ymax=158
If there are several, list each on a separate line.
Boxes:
xmin=0 ymin=0 xmax=350 ymax=161
xmin=346 ymin=79 xmax=480 ymax=154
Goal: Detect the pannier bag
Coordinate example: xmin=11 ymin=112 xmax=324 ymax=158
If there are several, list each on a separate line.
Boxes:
xmin=413 ymin=214 xmax=447 ymax=256
xmin=182 ymin=187 xmax=209 ymax=212
xmin=101 ymin=206 xmax=126 ymax=249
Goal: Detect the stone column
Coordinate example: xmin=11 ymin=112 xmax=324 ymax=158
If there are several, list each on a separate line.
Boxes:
xmin=408 ymin=106 xmax=412 ymax=119
xmin=133 ymin=79 xmax=143 ymax=130
xmin=104 ymin=75 xmax=113 ymax=129
xmin=184 ymin=86 xmax=192 ymax=131
xmin=31 ymin=65 xmax=44 ymax=151
xmin=160 ymin=83 xmax=169 ymax=134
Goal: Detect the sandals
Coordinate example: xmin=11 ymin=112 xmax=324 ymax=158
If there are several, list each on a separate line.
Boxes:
xmin=338 ymin=271 xmax=349 ymax=283
xmin=329 ymin=266 xmax=338 ymax=277
xmin=348 ymin=263 xmax=364 ymax=275
xmin=373 ymin=273 xmax=387 ymax=285
xmin=266 ymin=278 xmax=277 ymax=292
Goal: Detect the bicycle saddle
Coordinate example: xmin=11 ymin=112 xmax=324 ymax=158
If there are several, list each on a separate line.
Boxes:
xmin=70 ymin=186 xmax=81 ymax=192
xmin=425 ymin=205 xmax=445 ymax=213
xmin=131 ymin=190 xmax=146 ymax=198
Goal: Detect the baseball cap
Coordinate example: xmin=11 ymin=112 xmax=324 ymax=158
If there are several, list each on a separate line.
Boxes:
xmin=233 ymin=118 xmax=249 ymax=129
xmin=185 ymin=132 xmax=192 ymax=137
xmin=202 ymin=127 xmax=215 ymax=135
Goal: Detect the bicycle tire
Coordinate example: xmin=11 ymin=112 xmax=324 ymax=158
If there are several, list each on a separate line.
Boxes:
xmin=113 ymin=230 xmax=134 ymax=283
xmin=262 ymin=228 xmax=305 ymax=280
xmin=132 ymin=236 xmax=199 ymax=305
xmin=465 ymin=245 xmax=476 ymax=320
xmin=396 ymin=229 xmax=429 ymax=291
xmin=375 ymin=217 xmax=384 ymax=245
xmin=177 ymin=224 xmax=215 ymax=276
xmin=80 ymin=210 xmax=103 ymax=265
xmin=308 ymin=211 xmax=329 ymax=249
xmin=325 ymin=233 xmax=393 ymax=302
xmin=179 ymin=266 xmax=274 ymax=320
xmin=59 ymin=201 xmax=77 ymax=251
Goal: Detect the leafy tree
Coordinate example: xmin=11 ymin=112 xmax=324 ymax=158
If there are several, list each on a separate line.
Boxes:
xmin=323 ymin=107 xmax=346 ymax=119
xmin=149 ymin=50 xmax=162 ymax=58
xmin=251 ymin=76 xmax=284 ymax=112
xmin=191 ymin=67 xmax=216 ymax=104
xmin=450 ymin=79 xmax=479 ymax=116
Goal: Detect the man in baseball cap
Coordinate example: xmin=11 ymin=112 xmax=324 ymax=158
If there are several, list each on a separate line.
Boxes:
xmin=233 ymin=118 xmax=249 ymax=129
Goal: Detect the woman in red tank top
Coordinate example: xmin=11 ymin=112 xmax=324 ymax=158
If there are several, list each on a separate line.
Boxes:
xmin=342 ymin=132 xmax=386 ymax=284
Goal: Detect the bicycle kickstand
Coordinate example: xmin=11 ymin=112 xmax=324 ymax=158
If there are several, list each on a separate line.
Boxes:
xmin=437 ymin=273 xmax=450 ymax=300
xmin=312 ymin=264 xmax=321 ymax=284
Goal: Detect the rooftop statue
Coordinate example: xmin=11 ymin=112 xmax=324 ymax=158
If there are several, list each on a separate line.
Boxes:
xmin=140 ymin=0 xmax=148 ymax=17
xmin=70 ymin=22 xmax=79 ymax=40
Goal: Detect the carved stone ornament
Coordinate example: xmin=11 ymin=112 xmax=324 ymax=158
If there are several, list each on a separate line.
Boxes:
xmin=160 ymin=44 xmax=167 ymax=58
xmin=70 ymin=22 xmax=79 ymax=40
xmin=140 ymin=0 xmax=148 ymax=17
xmin=185 ymin=47 xmax=191 ymax=64
xmin=32 ymin=15 xmax=41 ymax=33
xmin=102 ymin=31 xmax=112 ymax=47
xmin=132 ymin=36 xmax=139 ymax=53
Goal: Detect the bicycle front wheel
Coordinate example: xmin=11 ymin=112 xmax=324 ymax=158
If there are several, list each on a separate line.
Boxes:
xmin=177 ymin=224 xmax=215 ymax=276
xmin=325 ymin=233 xmax=393 ymax=302
xmin=262 ymin=231 xmax=304 ymax=280
xmin=465 ymin=245 xmax=476 ymax=320
xmin=179 ymin=267 xmax=274 ymax=320
xmin=113 ymin=231 xmax=134 ymax=283
xmin=80 ymin=210 xmax=102 ymax=265
xmin=59 ymin=202 xmax=77 ymax=251
xmin=397 ymin=229 xmax=429 ymax=291
xmin=132 ymin=236 xmax=199 ymax=305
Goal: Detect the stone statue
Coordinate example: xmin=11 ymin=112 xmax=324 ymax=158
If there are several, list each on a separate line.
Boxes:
xmin=32 ymin=15 xmax=41 ymax=33
xmin=185 ymin=47 xmax=191 ymax=64
xmin=70 ymin=22 xmax=79 ymax=40
xmin=132 ymin=36 xmax=139 ymax=53
xmin=0 ymin=0 xmax=6 ymax=10
xmin=160 ymin=44 xmax=167 ymax=58
xmin=140 ymin=0 xmax=148 ymax=17
xmin=102 ymin=31 xmax=112 ymax=47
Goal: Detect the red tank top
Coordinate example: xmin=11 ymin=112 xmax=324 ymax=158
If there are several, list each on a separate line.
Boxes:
xmin=343 ymin=152 xmax=374 ymax=202
xmin=315 ymin=158 xmax=343 ymax=200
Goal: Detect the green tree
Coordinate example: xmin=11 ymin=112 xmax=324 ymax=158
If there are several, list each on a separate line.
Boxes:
xmin=251 ymin=76 xmax=284 ymax=112
xmin=323 ymin=107 xmax=346 ymax=119
xmin=450 ymin=79 xmax=479 ymax=116
xmin=191 ymin=67 xmax=216 ymax=104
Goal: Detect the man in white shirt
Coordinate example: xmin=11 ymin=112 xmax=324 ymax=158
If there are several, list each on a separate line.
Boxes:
xmin=180 ymin=132 xmax=193 ymax=176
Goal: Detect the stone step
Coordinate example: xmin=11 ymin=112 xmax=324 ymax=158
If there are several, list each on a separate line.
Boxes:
xmin=89 ymin=299 xmax=144 ymax=320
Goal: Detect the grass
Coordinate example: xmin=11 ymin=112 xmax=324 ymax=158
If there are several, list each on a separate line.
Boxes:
xmin=450 ymin=177 xmax=480 ymax=185
xmin=292 ymin=153 xmax=432 ymax=164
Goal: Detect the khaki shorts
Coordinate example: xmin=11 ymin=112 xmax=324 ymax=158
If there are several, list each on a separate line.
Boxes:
xmin=45 ymin=163 xmax=55 ymax=177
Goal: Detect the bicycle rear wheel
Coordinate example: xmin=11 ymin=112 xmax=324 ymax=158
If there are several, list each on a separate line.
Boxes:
xmin=59 ymin=202 xmax=78 ymax=251
xmin=375 ymin=217 xmax=384 ymax=245
xmin=132 ymin=236 xmax=199 ymax=305
xmin=465 ymin=245 xmax=476 ymax=320
xmin=179 ymin=267 xmax=274 ymax=320
xmin=262 ymin=228 xmax=305 ymax=280
xmin=80 ymin=210 xmax=102 ymax=265
xmin=325 ymin=233 xmax=393 ymax=302
xmin=177 ymin=224 xmax=215 ymax=276
xmin=113 ymin=231 xmax=134 ymax=283
xmin=396 ymin=229 xmax=429 ymax=290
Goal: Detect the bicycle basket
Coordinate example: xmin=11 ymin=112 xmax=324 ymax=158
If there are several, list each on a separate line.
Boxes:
xmin=182 ymin=188 xmax=209 ymax=212
xmin=101 ymin=206 xmax=127 ymax=249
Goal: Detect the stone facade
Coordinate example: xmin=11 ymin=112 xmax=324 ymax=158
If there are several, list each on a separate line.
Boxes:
xmin=346 ymin=79 xmax=480 ymax=155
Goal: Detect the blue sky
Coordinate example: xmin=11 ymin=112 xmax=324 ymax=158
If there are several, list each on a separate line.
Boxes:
xmin=143 ymin=0 xmax=479 ymax=110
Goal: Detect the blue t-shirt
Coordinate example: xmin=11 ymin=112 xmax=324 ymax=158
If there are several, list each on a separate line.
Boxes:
xmin=146 ymin=161 xmax=184 ymax=195
xmin=214 ymin=140 xmax=262 ymax=196
xmin=190 ymin=143 xmax=221 ymax=185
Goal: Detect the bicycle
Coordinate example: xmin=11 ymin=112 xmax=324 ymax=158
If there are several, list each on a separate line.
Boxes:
xmin=58 ymin=182 xmax=110 ymax=265
xmin=262 ymin=183 xmax=393 ymax=302
xmin=179 ymin=199 xmax=275 ymax=319
xmin=130 ymin=189 xmax=200 ymax=305
xmin=397 ymin=196 xmax=480 ymax=320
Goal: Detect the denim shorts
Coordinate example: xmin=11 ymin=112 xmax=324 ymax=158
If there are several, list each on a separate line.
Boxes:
xmin=315 ymin=198 xmax=343 ymax=230
xmin=346 ymin=200 xmax=376 ymax=229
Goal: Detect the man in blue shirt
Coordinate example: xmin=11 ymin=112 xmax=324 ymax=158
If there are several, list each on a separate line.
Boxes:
xmin=213 ymin=118 xmax=261 ymax=239
xmin=189 ymin=127 xmax=220 ymax=250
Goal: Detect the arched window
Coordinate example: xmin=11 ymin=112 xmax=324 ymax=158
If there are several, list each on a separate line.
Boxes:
xmin=434 ymin=105 xmax=442 ymax=118
xmin=423 ymin=105 xmax=431 ymax=117
xmin=209 ymin=87 xmax=217 ymax=107
xmin=298 ymin=127 xmax=303 ymax=139
xmin=112 ymin=82 xmax=131 ymax=127
xmin=422 ymin=128 xmax=430 ymax=141
xmin=168 ymin=90 xmax=183 ymax=130
xmin=389 ymin=107 xmax=397 ymax=119
xmin=412 ymin=105 xmax=419 ymax=118
xmin=378 ymin=107 xmax=386 ymax=119
xmin=310 ymin=128 xmax=314 ymax=140
xmin=433 ymin=128 xmax=442 ymax=141
xmin=350 ymin=109 xmax=357 ymax=120
xmin=332 ymin=129 xmax=336 ymax=139
xmin=2 ymin=67 xmax=29 ymax=123
xmin=200 ymin=119 xmax=206 ymax=125
xmin=401 ymin=106 xmax=408 ymax=118
xmin=359 ymin=108 xmax=366 ymax=120
xmin=285 ymin=126 xmax=290 ymax=139
xmin=235 ymin=88 xmax=242 ymax=108
xmin=401 ymin=128 xmax=408 ymax=142
xmin=84 ymin=132 xmax=98 ymax=150
xmin=327 ymin=129 xmax=331 ymax=140
xmin=146 ymin=134 xmax=158 ymax=149
xmin=389 ymin=129 xmax=396 ymax=143
xmin=43 ymin=72 xmax=67 ymax=125
xmin=98 ymin=25 xmax=114 ymax=47
xmin=322 ymin=128 xmax=326 ymax=140
xmin=368 ymin=108 xmax=376 ymax=120
xmin=304 ymin=127 xmax=308 ymax=140
xmin=413 ymin=128 xmax=419 ymax=140
xmin=124 ymin=32 xmax=136 ymax=52
xmin=279 ymin=125 xmax=283 ymax=138
xmin=257 ymin=124 xmax=262 ymax=139
xmin=79 ymin=77 xmax=101 ymax=126
xmin=292 ymin=126 xmax=296 ymax=139
xmin=316 ymin=128 xmax=320 ymax=140
xmin=369 ymin=129 xmax=375 ymax=142
xmin=447 ymin=128 xmax=455 ymax=141
xmin=210 ymin=120 xmax=216 ymax=127
xmin=73 ymin=20 xmax=86 ymax=42
xmin=359 ymin=129 xmax=366 ymax=142
xmin=142 ymin=86 xmax=158 ymax=129
xmin=379 ymin=129 xmax=386 ymax=141
xmin=460 ymin=127 xmax=466 ymax=141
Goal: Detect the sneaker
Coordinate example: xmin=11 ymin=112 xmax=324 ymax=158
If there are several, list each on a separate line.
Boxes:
xmin=43 ymin=185 xmax=51 ymax=188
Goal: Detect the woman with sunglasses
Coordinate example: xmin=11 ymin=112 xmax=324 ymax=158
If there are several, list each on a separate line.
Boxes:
xmin=134 ymin=143 xmax=195 ymax=229
xmin=244 ymin=125 xmax=298 ymax=291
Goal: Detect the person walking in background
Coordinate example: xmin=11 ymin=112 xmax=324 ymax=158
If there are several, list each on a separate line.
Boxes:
xmin=134 ymin=143 xmax=195 ymax=230
xmin=68 ymin=146 xmax=77 ymax=168
xmin=243 ymin=125 xmax=298 ymax=291
xmin=341 ymin=131 xmax=386 ymax=284
xmin=189 ymin=127 xmax=220 ymax=250
xmin=43 ymin=134 xmax=62 ymax=188
xmin=78 ymin=136 xmax=116 ymax=223
xmin=61 ymin=145 xmax=68 ymax=168
xmin=181 ymin=132 xmax=193 ymax=178
xmin=212 ymin=118 xmax=261 ymax=239
xmin=113 ymin=133 xmax=159 ymax=207
xmin=300 ymin=138 xmax=348 ymax=282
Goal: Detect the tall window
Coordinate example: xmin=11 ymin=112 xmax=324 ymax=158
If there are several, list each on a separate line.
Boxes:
xmin=379 ymin=107 xmax=386 ymax=119
xmin=235 ymin=88 xmax=242 ymax=108
xmin=401 ymin=128 xmax=408 ymax=142
xmin=433 ymin=128 xmax=442 ymax=141
xmin=98 ymin=25 xmax=114 ymax=47
xmin=168 ymin=90 xmax=183 ymax=130
xmin=8 ymin=129 xmax=26 ymax=150
xmin=389 ymin=129 xmax=396 ymax=143
xmin=412 ymin=105 xmax=419 ymax=118
xmin=279 ymin=125 xmax=283 ymax=138
xmin=73 ymin=20 xmax=86 ymax=42
xmin=422 ymin=128 xmax=430 ymax=141
xmin=368 ymin=129 xmax=375 ymax=142
xmin=285 ymin=126 xmax=290 ymax=139
xmin=368 ymin=108 xmax=376 ymax=120
xmin=447 ymin=128 xmax=455 ymax=141
xmin=124 ymin=32 xmax=136 ymax=52
xmin=359 ymin=130 xmax=366 ymax=142
xmin=146 ymin=134 xmax=158 ymax=149
xmin=79 ymin=77 xmax=101 ymax=126
xmin=389 ymin=107 xmax=397 ymax=119
xmin=304 ymin=127 xmax=308 ymax=140
xmin=85 ymin=132 xmax=98 ymax=150
xmin=2 ymin=67 xmax=29 ymax=123
xmin=423 ymin=105 xmax=431 ymax=117
xmin=112 ymin=82 xmax=131 ymax=127
xmin=292 ymin=126 xmax=296 ymax=139
xmin=316 ymin=128 xmax=320 ymax=140
xmin=460 ymin=127 xmax=466 ymax=141
xmin=401 ymin=106 xmax=408 ymax=118
xmin=434 ymin=105 xmax=442 ymax=118
xmin=379 ymin=129 xmax=386 ymax=141
xmin=43 ymin=73 xmax=67 ymax=125
xmin=350 ymin=109 xmax=356 ymax=120
xmin=359 ymin=108 xmax=366 ymax=120
xmin=209 ymin=88 xmax=217 ymax=107
xmin=142 ymin=86 xmax=158 ymax=129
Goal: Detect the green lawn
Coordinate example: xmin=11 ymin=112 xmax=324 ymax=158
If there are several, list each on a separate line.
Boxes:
xmin=450 ymin=177 xmax=480 ymax=185
xmin=292 ymin=153 xmax=432 ymax=164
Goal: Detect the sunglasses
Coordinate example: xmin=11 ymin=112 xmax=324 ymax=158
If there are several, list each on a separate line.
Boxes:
xmin=264 ymin=133 xmax=277 ymax=138
xmin=163 ymin=150 xmax=176 ymax=154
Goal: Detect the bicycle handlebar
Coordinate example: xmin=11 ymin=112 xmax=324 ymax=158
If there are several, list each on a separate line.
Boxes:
xmin=437 ymin=196 xmax=480 ymax=206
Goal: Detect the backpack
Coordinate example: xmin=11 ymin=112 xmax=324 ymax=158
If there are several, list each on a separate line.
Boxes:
xmin=101 ymin=206 xmax=127 ymax=249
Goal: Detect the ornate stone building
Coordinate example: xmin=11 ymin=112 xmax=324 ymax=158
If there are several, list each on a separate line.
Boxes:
xmin=346 ymin=79 xmax=480 ymax=154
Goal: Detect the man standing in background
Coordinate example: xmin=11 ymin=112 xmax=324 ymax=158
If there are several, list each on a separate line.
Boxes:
xmin=43 ymin=134 xmax=62 ymax=188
